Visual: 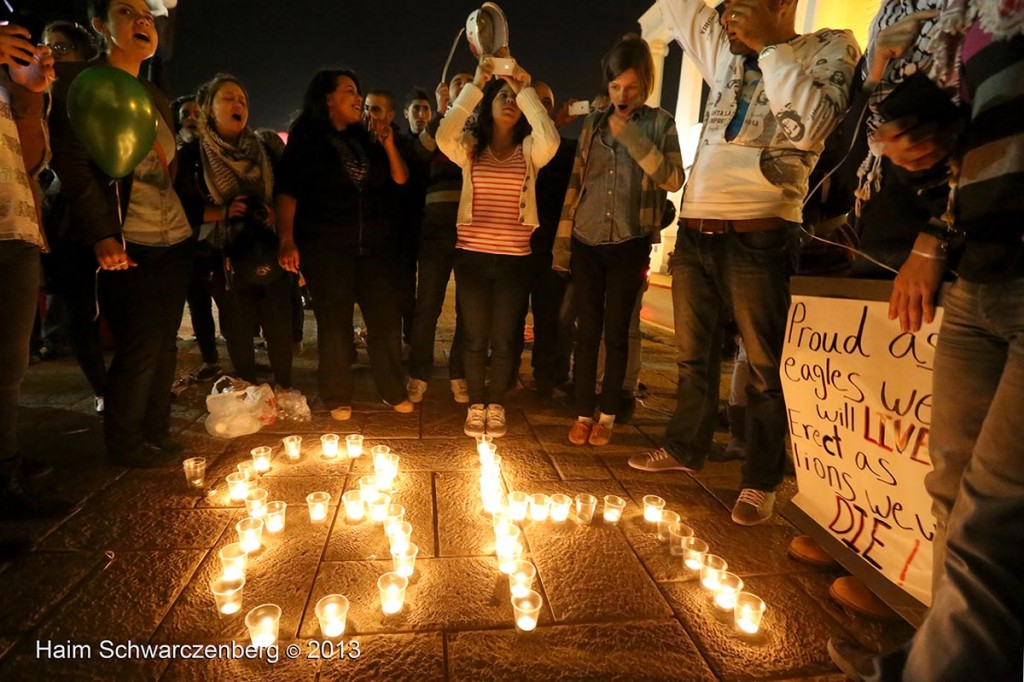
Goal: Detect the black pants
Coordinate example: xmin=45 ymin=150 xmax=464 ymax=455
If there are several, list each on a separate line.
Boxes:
xmin=454 ymin=249 xmax=530 ymax=405
xmin=571 ymin=237 xmax=649 ymax=417
xmin=0 ymin=240 xmax=40 ymax=470
xmin=99 ymin=239 xmax=192 ymax=458
xmin=300 ymin=241 xmax=406 ymax=406
xmin=185 ymin=243 xmax=219 ymax=365
xmin=408 ymin=228 xmax=466 ymax=382
xmin=212 ymin=267 xmax=294 ymax=388
xmin=511 ymin=240 xmax=571 ymax=391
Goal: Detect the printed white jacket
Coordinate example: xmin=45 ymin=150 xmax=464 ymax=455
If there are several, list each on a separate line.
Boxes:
xmin=658 ymin=0 xmax=860 ymax=223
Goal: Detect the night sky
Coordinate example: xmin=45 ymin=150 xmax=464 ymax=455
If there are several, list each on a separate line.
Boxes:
xmin=28 ymin=0 xmax=678 ymax=131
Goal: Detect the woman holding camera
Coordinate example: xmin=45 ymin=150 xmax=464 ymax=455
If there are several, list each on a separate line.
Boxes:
xmin=175 ymin=73 xmax=293 ymax=389
xmin=436 ymin=57 xmax=559 ymax=437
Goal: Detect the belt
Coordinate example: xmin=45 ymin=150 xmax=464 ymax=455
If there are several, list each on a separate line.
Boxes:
xmin=680 ymin=217 xmax=787 ymax=234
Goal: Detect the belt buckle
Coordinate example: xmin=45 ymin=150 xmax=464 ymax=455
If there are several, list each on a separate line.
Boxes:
xmin=698 ymin=219 xmax=722 ymax=235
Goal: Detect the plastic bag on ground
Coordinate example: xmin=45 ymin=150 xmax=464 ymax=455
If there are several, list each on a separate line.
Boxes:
xmin=205 ymin=379 xmax=278 ymax=438
xmin=275 ymin=387 xmax=311 ymax=422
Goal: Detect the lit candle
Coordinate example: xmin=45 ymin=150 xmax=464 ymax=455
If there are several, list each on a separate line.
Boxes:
xmin=265 ymin=501 xmax=286 ymax=533
xmin=575 ymin=494 xmax=597 ymax=524
xmin=700 ymin=554 xmax=728 ymax=592
xmin=549 ymin=494 xmax=572 ymax=523
xmin=391 ymin=541 xmax=419 ymax=578
xmin=210 ymin=576 xmax=244 ymax=615
xmin=375 ymin=454 xmax=399 ymax=492
xmin=508 ymin=560 xmax=536 ymax=599
xmin=306 ymin=492 xmax=331 ymax=523
xmin=714 ymin=572 xmax=743 ymax=611
xmin=245 ymin=604 xmax=281 ymax=647
xmin=384 ymin=504 xmax=405 ymax=533
xmin=682 ymin=537 xmax=709 ymax=571
xmin=482 ymin=488 xmax=504 ymax=515
xmin=237 ymin=461 xmax=256 ymax=481
xmin=643 ymin=495 xmax=666 ymax=523
xmin=476 ymin=434 xmax=494 ymax=459
xmin=283 ymin=435 xmax=302 ymax=460
xmin=342 ymin=490 xmax=365 ymax=522
xmin=250 ymin=447 xmax=272 ymax=473
xmin=321 ymin=434 xmax=340 ymax=459
xmin=480 ymin=454 xmax=502 ymax=478
xmin=315 ymin=594 xmax=350 ymax=638
xmin=494 ymin=522 xmax=521 ymax=555
xmin=244 ymin=487 xmax=268 ymax=518
xmin=529 ymin=494 xmax=550 ymax=522
xmin=497 ymin=540 xmax=524 ymax=574
xmin=386 ymin=521 xmax=413 ymax=550
xmin=507 ymin=491 xmax=529 ymax=522
xmin=378 ymin=572 xmax=408 ymax=615
xmin=359 ymin=476 xmax=379 ymax=502
xmin=183 ymin=457 xmax=206 ymax=489
xmin=369 ymin=493 xmax=392 ymax=524
xmin=603 ymin=495 xmax=626 ymax=524
xmin=226 ymin=472 xmax=250 ymax=501
xmin=218 ymin=543 xmax=247 ymax=582
xmin=734 ymin=593 xmax=766 ymax=634
xmin=658 ymin=511 xmax=681 ymax=542
xmin=236 ymin=517 xmax=263 ymax=553
xmin=668 ymin=522 xmax=695 ymax=557
xmin=370 ymin=444 xmax=391 ymax=470
xmin=346 ymin=434 xmax=364 ymax=458
xmin=511 ymin=589 xmax=542 ymax=632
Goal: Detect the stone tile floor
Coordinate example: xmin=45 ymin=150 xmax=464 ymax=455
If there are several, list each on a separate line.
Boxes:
xmin=1 ymin=298 xmax=915 ymax=680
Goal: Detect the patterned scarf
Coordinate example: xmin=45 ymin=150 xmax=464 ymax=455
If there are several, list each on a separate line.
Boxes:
xmin=328 ymin=130 xmax=370 ymax=189
xmin=930 ymin=0 xmax=1024 ymax=90
xmin=199 ymin=119 xmax=274 ymax=206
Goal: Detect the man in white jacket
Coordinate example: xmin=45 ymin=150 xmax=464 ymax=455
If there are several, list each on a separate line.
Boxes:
xmin=629 ymin=0 xmax=859 ymax=525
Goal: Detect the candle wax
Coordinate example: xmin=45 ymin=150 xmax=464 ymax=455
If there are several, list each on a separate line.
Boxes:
xmin=516 ymin=616 xmax=537 ymax=631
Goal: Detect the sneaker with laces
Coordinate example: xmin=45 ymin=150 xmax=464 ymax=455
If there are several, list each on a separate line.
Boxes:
xmin=451 ymin=379 xmax=470 ymax=404
xmin=826 ymin=636 xmax=877 ymax=681
xmin=628 ymin=448 xmax=700 ymax=473
xmin=464 ymin=404 xmax=486 ymax=438
xmin=407 ymin=378 xmax=428 ymax=403
xmin=731 ymin=488 xmax=776 ymax=525
xmin=485 ymin=404 xmax=507 ymax=437
xmin=588 ymin=423 xmax=612 ymax=447
xmin=567 ymin=421 xmax=591 ymax=446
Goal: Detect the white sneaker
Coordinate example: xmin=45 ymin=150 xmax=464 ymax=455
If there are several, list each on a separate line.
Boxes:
xmin=627 ymin=448 xmax=698 ymax=473
xmin=485 ymin=404 xmax=507 ymax=438
xmin=94 ymin=396 xmax=105 ymax=414
xmin=407 ymin=378 xmax=428 ymax=403
xmin=464 ymin=404 xmax=486 ymax=438
xmin=731 ymin=489 xmax=776 ymax=526
xmin=451 ymin=379 xmax=470 ymax=404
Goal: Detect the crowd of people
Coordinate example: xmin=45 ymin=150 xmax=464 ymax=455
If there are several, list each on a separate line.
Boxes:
xmin=1 ymin=0 xmax=1022 ymax=678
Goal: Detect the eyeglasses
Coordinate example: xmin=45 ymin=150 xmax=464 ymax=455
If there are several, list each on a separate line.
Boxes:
xmin=45 ymin=42 xmax=76 ymax=55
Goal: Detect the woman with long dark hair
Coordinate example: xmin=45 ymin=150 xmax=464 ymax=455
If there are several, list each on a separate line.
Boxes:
xmin=436 ymin=57 xmax=559 ymax=438
xmin=277 ymin=69 xmax=413 ymax=420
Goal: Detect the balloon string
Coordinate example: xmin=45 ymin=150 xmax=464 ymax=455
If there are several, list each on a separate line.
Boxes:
xmin=93 ymin=180 xmax=127 ymax=322
xmin=441 ymin=28 xmax=465 ymax=86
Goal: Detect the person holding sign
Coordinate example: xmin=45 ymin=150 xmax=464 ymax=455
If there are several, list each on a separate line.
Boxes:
xmin=629 ymin=0 xmax=859 ymax=525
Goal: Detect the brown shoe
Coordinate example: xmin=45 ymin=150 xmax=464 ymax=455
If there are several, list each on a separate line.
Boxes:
xmin=568 ymin=421 xmax=591 ymax=446
xmin=829 ymin=576 xmax=900 ymax=621
xmin=788 ymin=535 xmax=839 ymax=568
xmin=588 ymin=423 xmax=612 ymax=446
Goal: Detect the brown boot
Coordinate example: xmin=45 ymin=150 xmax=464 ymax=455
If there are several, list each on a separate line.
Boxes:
xmin=788 ymin=535 xmax=839 ymax=568
xmin=829 ymin=576 xmax=900 ymax=621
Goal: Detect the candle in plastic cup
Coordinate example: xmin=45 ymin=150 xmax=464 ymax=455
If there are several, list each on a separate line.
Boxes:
xmin=359 ymin=476 xmax=378 ymax=502
xmin=226 ymin=472 xmax=250 ymax=501
xmin=668 ymin=522 xmax=695 ymax=556
xmin=476 ymin=434 xmax=494 ymax=458
xmin=321 ymin=434 xmax=340 ymax=459
xmin=346 ymin=434 xmax=364 ymax=458
xmin=478 ymin=441 xmax=498 ymax=465
xmin=480 ymin=454 xmax=502 ymax=477
xmin=342 ymin=490 xmax=365 ymax=522
xmin=250 ymin=446 xmax=272 ymax=473
xmin=244 ymin=488 xmax=268 ymax=518
xmin=575 ymin=494 xmax=597 ymax=524
xmin=236 ymin=517 xmax=263 ymax=553
xmin=283 ymin=435 xmax=302 ymax=460
xmin=306 ymin=492 xmax=331 ymax=523
xmin=735 ymin=592 xmax=766 ymax=634
xmin=369 ymin=493 xmax=392 ymax=524
xmin=643 ymin=495 xmax=666 ymax=523
xmin=386 ymin=521 xmax=413 ymax=550
xmin=529 ymin=494 xmax=550 ymax=522
xmin=384 ymin=504 xmax=405 ymax=533
xmin=682 ymin=537 xmax=709 ymax=571
xmin=245 ymin=604 xmax=281 ymax=647
xmin=603 ymin=495 xmax=626 ymax=524
xmin=494 ymin=522 xmax=521 ymax=555
xmin=378 ymin=572 xmax=408 ymax=614
xmin=511 ymin=589 xmax=542 ymax=632
xmin=497 ymin=540 xmax=524 ymax=574
xmin=549 ymin=494 xmax=572 ymax=523
xmin=219 ymin=543 xmax=248 ymax=582
xmin=391 ymin=541 xmax=419 ymax=578
xmin=375 ymin=454 xmax=399 ymax=491
xmin=210 ymin=576 xmax=244 ymax=615
xmin=658 ymin=511 xmax=681 ymax=542
xmin=315 ymin=594 xmax=350 ymax=638
xmin=700 ymin=554 xmax=728 ymax=592
xmin=507 ymin=491 xmax=529 ymax=522
xmin=714 ymin=572 xmax=744 ymax=611
xmin=491 ymin=505 xmax=511 ymax=528
xmin=183 ymin=457 xmax=206 ymax=489
xmin=370 ymin=445 xmax=391 ymax=474
xmin=482 ymin=488 xmax=504 ymax=515
xmin=265 ymin=501 xmax=286 ymax=533
xmin=508 ymin=560 xmax=536 ymax=599
xmin=237 ymin=461 xmax=256 ymax=481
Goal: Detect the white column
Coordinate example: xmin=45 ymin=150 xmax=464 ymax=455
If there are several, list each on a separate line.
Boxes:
xmin=645 ymin=38 xmax=670 ymax=108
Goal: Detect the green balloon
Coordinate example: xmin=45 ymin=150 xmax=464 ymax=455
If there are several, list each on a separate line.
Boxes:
xmin=67 ymin=66 xmax=158 ymax=179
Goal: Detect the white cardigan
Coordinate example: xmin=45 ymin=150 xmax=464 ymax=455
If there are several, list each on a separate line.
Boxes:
xmin=436 ymin=82 xmax=559 ymax=229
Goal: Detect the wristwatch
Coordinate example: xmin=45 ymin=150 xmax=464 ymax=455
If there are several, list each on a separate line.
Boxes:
xmin=758 ymin=44 xmax=779 ymax=61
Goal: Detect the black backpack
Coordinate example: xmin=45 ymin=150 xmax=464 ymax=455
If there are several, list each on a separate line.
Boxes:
xmin=223 ymin=197 xmax=283 ymax=287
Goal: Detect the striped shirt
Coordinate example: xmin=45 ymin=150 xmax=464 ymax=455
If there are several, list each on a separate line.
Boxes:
xmin=458 ymin=147 xmax=530 ymax=256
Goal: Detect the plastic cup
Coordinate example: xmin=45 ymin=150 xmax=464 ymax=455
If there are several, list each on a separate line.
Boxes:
xmin=183 ymin=457 xmax=206 ymax=489
xmin=375 ymin=453 xmax=399 ymax=491
xmin=497 ymin=540 xmax=524 ymax=574
xmin=307 ymin=492 xmax=331 ymax=523
xmin=321 ymin=434 xmax=340 ymax=459
xmin=476 ymin=434 xmax=494 ymax=457
xmin=236 ymin=517 xmax=263 ymax=553
xmin=658 ymin=511 xmax=681 ymax=542
xmin=359 ymin=475 xmax=379 ymax=502
xmin=265 ymin=501 xmax=286 ymax=533
xmin=378 ymin=572 xmax=408 ymax=614
xmin=369 ymin=493 xmax=392 ymax=524
xmin=701 ymin=554 xmax=729 ymax=592
xmin=603 ymin=495 xmax=626 ymax=524
xmin=482 ymin=488 xmax=504 ymax=515
xmin=508 ymin=491 xmax=529 ymax=522
xmin=384 ymin=504 xmax=406 ymax=533
xmin=714 ymin=572 xmax=744 ymax=610
xmin=245 ymin=603 xmax=281 ymax=647
xmin=511 ymin=589 xmax=543 ymax=632
xmin=342 ymin=489 xmax=365 ymax=522
xmin=529 ymin=494 xmax=550 ymax=522
xmin=478 ymin=441 xmax=498 ymax=465
xmin=226 ymin=472 xmax=250 ymax=501
xmin=575 ymin=493 xmax=597 ymax=524
xmin=682 ymin=537 xmax=709 ymax=571
xmin=250 ymin=446 xmax=272 ymax=473
xmin=735 ymin=592 xmax=766 ymax=634
xmin=508 ymin=560 xmax=536 ymax=599
xmin=210 ymin=576 xmax=244 ymax=615
xmin=480 ymin=454 xmax=502 ymax=477
xmin=237 ymin=461 xmax=257 ymax=481
xmin=219 ymin=543 xmax=247 ymax=582
xmin=668 ymin=522 xmax=695 ymax=556
xmin=643 ymin=495 xmax=666 ymax=523
xmin=244 ymin=488 xmax=268 ymax=518
xmin=315 ymin=594 xmax=350 ymax=638
xmin=391 ymin=541 xmax=419 ymax=578
xmin=283 ymin=435 xmax=302 ymax=460
xmin=386 ymin=520 xmax=413 ymax=550
xmin=549 ymin=494 xmax=572 ymax=523
xmin=346 ymin=434 xmax=364 ymax=458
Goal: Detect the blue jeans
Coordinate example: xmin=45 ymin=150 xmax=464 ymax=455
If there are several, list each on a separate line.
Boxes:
xmin=872 ymin=278 xmax=1024 ymax=682
xmin=408 ymin=228 xmax=466 ymax=382
xmin=664 ymin=227 xmax=790 ymax=489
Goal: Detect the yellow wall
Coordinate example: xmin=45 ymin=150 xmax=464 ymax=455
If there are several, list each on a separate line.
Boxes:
xmin=799 ymin=0 xmax=881 ymax=52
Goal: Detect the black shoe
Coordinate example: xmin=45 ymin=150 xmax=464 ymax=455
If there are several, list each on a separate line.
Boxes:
xmin=617 ymin=390 xmax=637 ymax=425
xmin=0 ymin=477 xmax=75 ymax=520
xmin=193 ymin=364 xmax=221 ymax=382
xmin=112 ymin=443 xmax=179 ymax=469
xmin=827 ymin=637 xmax=876 ymax=681
xmin=708 ymin=438 xmax=746 ymax=462
xmin=147 ymin=435 xmax=185 ymax=456
xmin=18 ymin=457 xmax=53 ymax=480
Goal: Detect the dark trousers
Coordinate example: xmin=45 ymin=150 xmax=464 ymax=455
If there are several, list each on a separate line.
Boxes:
xmin=408 ymin=230 xmax=466 ymax=382
xmin=512 ymin=243 xmax=570 ymax=391
xmin=0 ymin=240 xmax=40 ymax=469
xmin=571 ymin=237 xmax=650 ymax=417
xmin=454 ymin=249 xmax=530 ymax=405
xmin=185 ymin=244 xmax=219 ymax=365
xmin=99 ymin=239 xmax=192 ymax=458
xmin=212 ymin=268 xmax=294 ymax=388
xmin=300 ymin=241 xmax=406 ymax=406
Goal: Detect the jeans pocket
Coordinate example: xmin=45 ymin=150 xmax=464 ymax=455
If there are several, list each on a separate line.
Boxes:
xmin=733 ymin=228 xmax=788 ymax=253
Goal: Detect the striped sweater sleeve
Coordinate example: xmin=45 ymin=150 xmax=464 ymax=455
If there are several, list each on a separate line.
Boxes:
xmin=616 ymin=113 xmax=684 ymax=192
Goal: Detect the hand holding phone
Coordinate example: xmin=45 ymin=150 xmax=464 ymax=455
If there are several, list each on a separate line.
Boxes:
xmin=569 ymin=100 xmax=591 ymax=116
xmin=489 ymin=57 xmax=517 ymax=76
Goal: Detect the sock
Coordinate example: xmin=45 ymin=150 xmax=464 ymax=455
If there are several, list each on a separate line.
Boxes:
xmin=577 ymin=416 xmax=594 ymax=425
xmin=598 ymin=413 xmax=616 ymax=429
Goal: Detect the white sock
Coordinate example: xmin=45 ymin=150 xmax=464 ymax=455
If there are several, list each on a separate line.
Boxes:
xmin=598 ymin=413 xmax=616 ymax=429
xmin=577 ymin=416 xmax=594 ymax=425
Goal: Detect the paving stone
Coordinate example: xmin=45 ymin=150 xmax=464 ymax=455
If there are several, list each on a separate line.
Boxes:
xmin=620 ymin=480 xmax=731 ymax=521
xmin=83 ymin=474 xmax=204 ymax=512
xmin=436 ymin=472 xmax=499 ymax=557
xmin=214 ymin=437 xmax=353 ymax=480
xmin=300 ymin=558 xmax=515 ymax=636
xmin=318 ymin=632 xmax=444 ymax=682
xmin=324 ymin=471 xmax=435 ymax=561
xmin=0 ymin=637 xmax=16 ymax=662
xmin=662 ymin=575 xmax=850 ymax=680
xmin=0 ymin=652 xmax=169 ymax=681
xmin=41 ymin=509 xmax=235 ymax=551
xmin=494 ymin=440 xmax=560 ymax=492
xmin=531 ymin=421 xmax=657 ymax=458
xmin=548 ymin=453 xmax=612 ymax=481
xmin=681 ymin=516 xmax=800 ymax=578
xmin=155 ymin=509 xmax=333 ymax=643
xmin=0 ymin=551 xmax=104 ymax=634
xmin=447 ymin=619 xmax=716 ymax=682
xmin=347 ymin=438 xmax=478 ymax=473
xmin=162 ymin=648 xmax=320 ymax=680
xmin=199 ymin=475 xmax=347 ymax=510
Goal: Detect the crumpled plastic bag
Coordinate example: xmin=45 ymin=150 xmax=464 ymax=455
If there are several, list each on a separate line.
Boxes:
xmin=275 ymin=387 xmax=311 ymax=422
xmin=205 ymin=378 xmax=278 ymax=438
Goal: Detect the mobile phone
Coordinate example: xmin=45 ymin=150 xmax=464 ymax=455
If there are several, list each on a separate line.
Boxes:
xmin=569 ymin=101 xmax=591 ymax=116
xmin=489 ymin=57 xmax=517 ymax=76
xmin=877 ymin=72 xmax=961 ymax=127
